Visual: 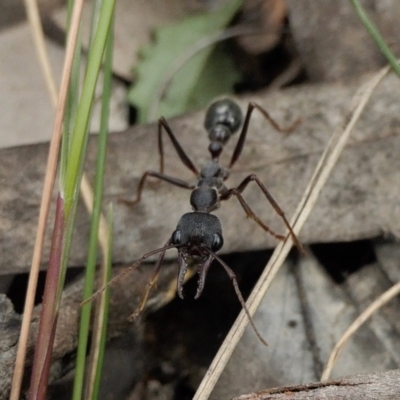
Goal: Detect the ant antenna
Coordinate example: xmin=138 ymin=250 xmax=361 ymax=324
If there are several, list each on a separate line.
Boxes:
xmin=81 ymin=242 xmax=177 ymax=306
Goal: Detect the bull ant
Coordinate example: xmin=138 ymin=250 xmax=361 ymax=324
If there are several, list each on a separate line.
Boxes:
xmin=87 ymin=98 xmax=302 ymax=344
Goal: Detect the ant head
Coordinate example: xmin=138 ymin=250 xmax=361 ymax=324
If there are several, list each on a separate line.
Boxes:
xmin=204 ymin=98 xmax=243 ymax=135
xmin=171 ymin=212 xmax=223 ymax=253
xmin=171 ymin=212 xmax=223 ymax=299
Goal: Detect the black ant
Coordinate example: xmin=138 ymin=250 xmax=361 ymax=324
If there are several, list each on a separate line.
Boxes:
xmin=87 ymin=98 xmax=301 ymax=344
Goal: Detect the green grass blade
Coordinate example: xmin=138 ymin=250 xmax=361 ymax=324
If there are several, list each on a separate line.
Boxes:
xmin=350 ymin=0 xmax=400 ymax=79
xmin=72 ymin=7 xmax=114 ymax=398
xmin=62 ymin=0 xmax=116 ymax=215
xmin=61 ymin=34 xmax=81 ymax=186
xmin=60 ymin=0 xmax=81 ymax=183
xmin=90 ymin=205 xmax=113 ymax=400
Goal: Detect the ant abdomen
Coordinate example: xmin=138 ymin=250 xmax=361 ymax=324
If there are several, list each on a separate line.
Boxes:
xmin=204 ymin=99 xmax=243 ymax=138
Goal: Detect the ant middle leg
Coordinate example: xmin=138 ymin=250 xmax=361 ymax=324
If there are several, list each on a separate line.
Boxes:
xmin=229 ymin=102 xmax=301 ymax=169
xmin=220 ymin=174 xmax=304 ymax=253
xmin=121 ymin=117 xmax=198 ymax=206
xmin=119 ymin=171 xmax=195 ymax=206
xmin=158 ymin=117 xmax=199 ymax=175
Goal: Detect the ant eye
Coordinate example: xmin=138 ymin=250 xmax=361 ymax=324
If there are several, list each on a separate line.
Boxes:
xmin=171 ymin=229 xmax=181 ymax=245
xmin=212 ymin=233 xmax=223 ymax=252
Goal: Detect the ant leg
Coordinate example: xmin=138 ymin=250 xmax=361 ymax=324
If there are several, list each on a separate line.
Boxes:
xmin=201 ymin=245 xmax=268 ymax=346
xmin=122 ymin=118 xmax=199 ymax=206
xmin=229 ymin=102 xmax=301 ymax=168
xmin=128 ymin=241 xmax=171 ymax=321
xmin=221 ymin=189 xmax=286 ymax=242
xmin=120 ymin=170 xmax=195 ymax=206
xmin=158 ymin=117 xmax=199 ymax=175
xmin=81 ymin=242 xmax=177 ymax=306
xmin=220 ymin=174 xmax=304 ymax=253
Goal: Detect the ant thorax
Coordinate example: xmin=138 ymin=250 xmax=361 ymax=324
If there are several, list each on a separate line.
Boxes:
xmin=198 ymin=162 xmax=229 ymax=191
xmin=190 ymin=186 xmax=220 ymax=213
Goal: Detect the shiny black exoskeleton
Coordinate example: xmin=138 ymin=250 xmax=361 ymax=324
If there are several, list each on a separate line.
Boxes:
xmin=125 ymin=98 xmax=301 ymax=300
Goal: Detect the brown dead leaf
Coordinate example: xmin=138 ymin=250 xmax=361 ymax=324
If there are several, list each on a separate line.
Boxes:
xmin=0 ymin=21 xmax=127 ymax=149
xmin=1 ymin=73 xmax=400 ymax=275
xmin=286 ymin=0 xmax=400 ymax=82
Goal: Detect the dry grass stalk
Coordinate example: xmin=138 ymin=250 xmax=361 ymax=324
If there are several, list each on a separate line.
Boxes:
xmin=10 ymin=1 xmax=86 ymax=399
xmin=193 ymin=64 xmax=392 ymax=400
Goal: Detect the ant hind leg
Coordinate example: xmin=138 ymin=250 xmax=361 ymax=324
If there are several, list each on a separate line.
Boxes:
xmin=229 ymin=102 xmax=301 ymax=169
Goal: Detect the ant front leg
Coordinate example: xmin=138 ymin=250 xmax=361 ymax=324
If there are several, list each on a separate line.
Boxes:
xmin=229 ymin=103 xmax=301 ymax=169
xmin=220 ymin=174 xmax=304 ymax=253
xmin=81 ymin=242 xmax=177 ymax=308
xmin=128 ymin=240 xmax=171 ymax=321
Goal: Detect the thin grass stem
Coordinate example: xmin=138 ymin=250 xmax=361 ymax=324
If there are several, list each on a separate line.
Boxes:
xmin=350 ymin=0 xmax=400 ymax=78
xmin=73 ymin=6 xmax=114 ymax=398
